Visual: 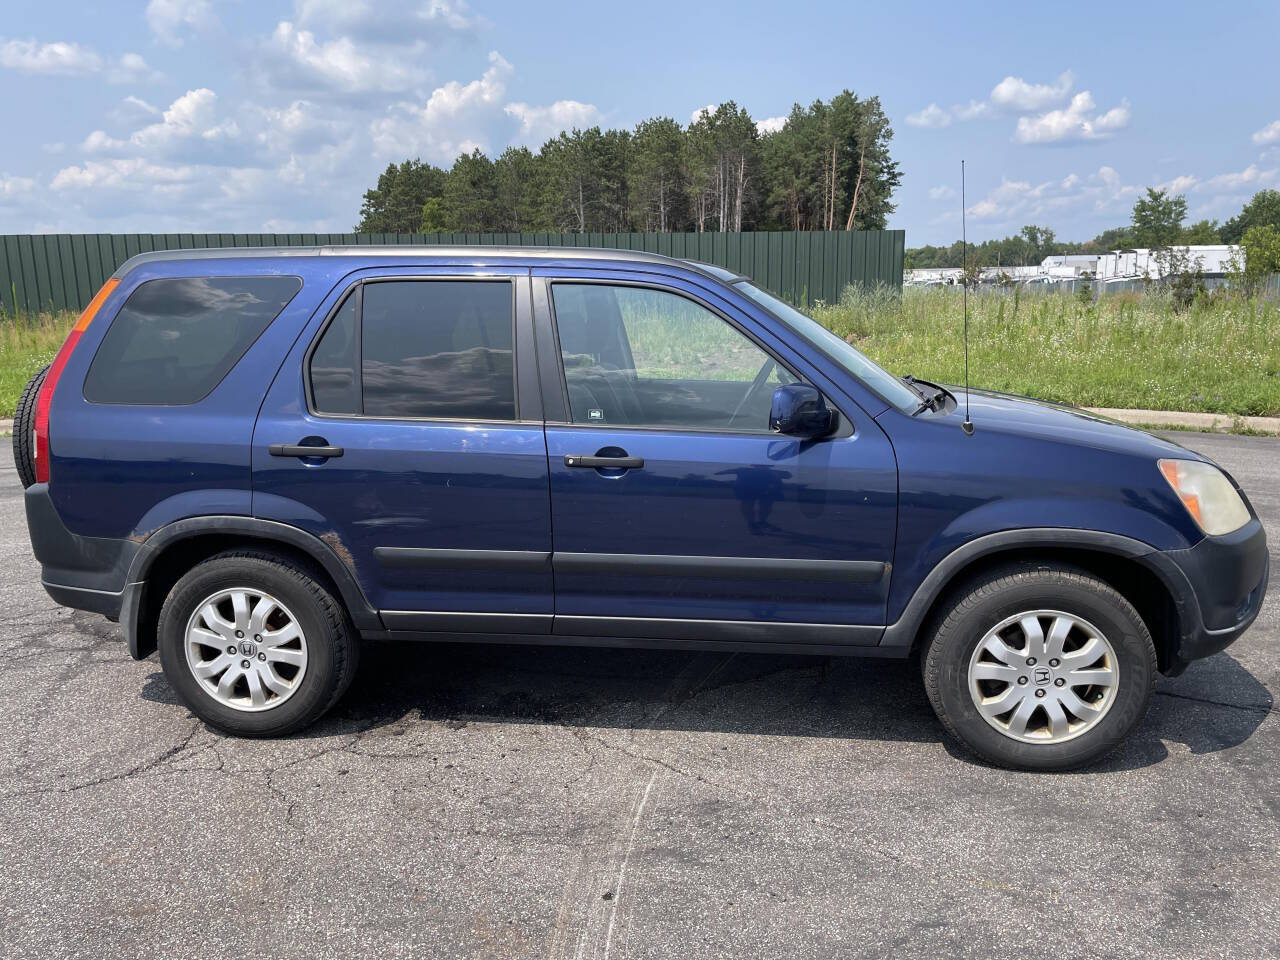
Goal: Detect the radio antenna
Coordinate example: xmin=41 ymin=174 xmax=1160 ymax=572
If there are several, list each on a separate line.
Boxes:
xmin=961 ymin=159 xmax=974 ymax=436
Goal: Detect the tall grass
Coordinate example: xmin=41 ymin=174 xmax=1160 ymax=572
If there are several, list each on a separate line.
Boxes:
xmin=811 ymin=286 xmax=1280 ymax=416
xmin=0 ymin=310 xmax=74 ymax=418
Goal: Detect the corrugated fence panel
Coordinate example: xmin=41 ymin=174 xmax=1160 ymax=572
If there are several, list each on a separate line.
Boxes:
xmin=0 ymin=230 xmax=905 ymax=315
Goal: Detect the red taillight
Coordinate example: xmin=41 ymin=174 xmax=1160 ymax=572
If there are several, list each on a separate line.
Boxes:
xmin=34 ymin=278 xmax=119 ymax=484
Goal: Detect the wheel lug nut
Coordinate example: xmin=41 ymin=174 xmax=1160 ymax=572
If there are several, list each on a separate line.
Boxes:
xmin=235 ymin=630 xmax=244 ymax=639
xmin=258 ymin=653 xmax=266 ymax=661
xmin=1049 ymin=658 xmax=1060 ymax=667
xmin=226 ymin=645 xmax=236 ymax=655
xmin=1026 ymin=657 xmax=1037 ymax=666
xmin=1035 ymin=689 xmax=1046 ymax=698
xmin=1017 ymin=676 xmax=1028 ymax=685
xmin=240 ymin=659 xmax=251 ymax=669
xmin=1055 ymin=678 xmax=1065 ymax=687
xmin=254 ymin=635 xmax=262 ymax=642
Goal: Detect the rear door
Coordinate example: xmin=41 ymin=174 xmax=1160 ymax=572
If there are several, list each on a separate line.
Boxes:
xmin=532 ymin=269 xmax=898 ymax=646
xmin=253 ymin=267 xmax=553 ymax=633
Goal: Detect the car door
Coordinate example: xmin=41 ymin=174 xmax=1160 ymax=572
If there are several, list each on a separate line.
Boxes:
xmin=532 ymin=268 xmax=898 ymax=647
xmin=253 ymin=266 xmax=554 ymax=633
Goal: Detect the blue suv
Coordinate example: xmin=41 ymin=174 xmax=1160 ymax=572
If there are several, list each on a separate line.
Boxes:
xmin=16 ymin=246 xmax=1268 ymax=770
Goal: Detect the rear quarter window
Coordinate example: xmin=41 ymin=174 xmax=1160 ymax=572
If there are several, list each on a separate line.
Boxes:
xmin=83 ymin=276 xmax=301 ymax=405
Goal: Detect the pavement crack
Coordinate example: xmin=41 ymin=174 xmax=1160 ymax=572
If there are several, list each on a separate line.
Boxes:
xmin=1154 ymin=689 xmax=1275 ymax=715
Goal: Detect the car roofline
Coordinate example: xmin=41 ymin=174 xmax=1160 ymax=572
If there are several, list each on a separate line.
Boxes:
xmin=110 ymin=244 xmax=728 ymax=283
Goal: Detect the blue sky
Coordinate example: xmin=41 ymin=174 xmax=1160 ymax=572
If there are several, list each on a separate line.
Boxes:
xmin=1 ymin=0 xmax=1277 ymax=244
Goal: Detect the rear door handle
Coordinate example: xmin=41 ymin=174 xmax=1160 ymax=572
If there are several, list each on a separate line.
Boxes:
xmin=269 ymin=443 xmax=344 ymax=459
xmin=564 ymin=454 xmax=644 ymax=469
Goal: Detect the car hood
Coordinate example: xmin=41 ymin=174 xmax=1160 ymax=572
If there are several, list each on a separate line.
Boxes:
xmin=943 ymin=386 xmax=1204 ymax=461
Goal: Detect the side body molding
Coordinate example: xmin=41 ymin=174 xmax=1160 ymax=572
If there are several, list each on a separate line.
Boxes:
xmin=121 ymin=516 xmax=382 ymax=659
xmin=878 ymin=526 xmax=1195 ymax=651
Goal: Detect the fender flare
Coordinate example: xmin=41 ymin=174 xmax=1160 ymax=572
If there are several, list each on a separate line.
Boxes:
xmin=878 ymin=526 xmax=1198 ymax=651
xmin=120 ymin=516 xmax=382 ymax=659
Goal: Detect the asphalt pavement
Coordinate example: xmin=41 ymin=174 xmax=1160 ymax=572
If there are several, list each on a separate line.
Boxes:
xmin=0 ymin=432 xmax=1276 ymax=960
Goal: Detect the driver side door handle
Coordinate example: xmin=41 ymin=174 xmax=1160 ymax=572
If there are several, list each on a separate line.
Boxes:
xmin=564 ymin=454 xmax=644 ymax=469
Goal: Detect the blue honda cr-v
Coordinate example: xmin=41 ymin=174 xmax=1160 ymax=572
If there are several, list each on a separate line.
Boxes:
xmin=15 ymin=246 xmax=1268 ymax=770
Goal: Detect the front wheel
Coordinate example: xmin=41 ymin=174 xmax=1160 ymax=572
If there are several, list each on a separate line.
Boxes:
xmin=922 ymin=562 xmax=1156 ymax=771
xmin=158 ymin=551 xmax=359 ymax=737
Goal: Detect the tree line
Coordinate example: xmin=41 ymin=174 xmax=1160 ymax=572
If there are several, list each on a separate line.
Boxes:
xmin=907 ymin=189 xmax=1280 ymax=269
xmin=355 ymin=93 xmax=901 ymax=235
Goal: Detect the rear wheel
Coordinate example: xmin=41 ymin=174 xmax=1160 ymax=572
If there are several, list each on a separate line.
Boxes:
xmin=922 ymin=562 xmax=1156 ymax=771
xmin=158 ymin=551 xmax=359 ymax=736
xmin=12 ymin=363 xmax=49 ymax=489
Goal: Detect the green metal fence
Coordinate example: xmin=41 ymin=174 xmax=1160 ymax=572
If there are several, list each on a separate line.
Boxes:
xmin=0 ymin=230 xmax=904 ymax=316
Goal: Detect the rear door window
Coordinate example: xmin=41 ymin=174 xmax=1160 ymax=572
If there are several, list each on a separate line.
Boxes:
xmin=308 ymin=279 xmax=516 ymax=421
xmin=83 ymin=276 xmax=301 ymax=405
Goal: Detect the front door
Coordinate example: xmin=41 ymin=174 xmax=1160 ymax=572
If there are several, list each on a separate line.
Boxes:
xmin=253 ymin=268 xmax=553 ymax=633
xmin=535 ymin=272 xmax=898 ymax=647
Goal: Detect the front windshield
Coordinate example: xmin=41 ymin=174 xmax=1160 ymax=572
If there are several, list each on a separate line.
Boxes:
xmin=734 ymin=281 xmax=921 ymax=413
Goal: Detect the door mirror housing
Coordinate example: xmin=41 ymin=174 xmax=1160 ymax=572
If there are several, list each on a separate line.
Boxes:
xmin=769 ymin=384 xmax=836 ymax=438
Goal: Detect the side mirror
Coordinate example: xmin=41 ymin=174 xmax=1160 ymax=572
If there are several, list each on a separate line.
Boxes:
xmin=769 ymin=384 xmax=835 ymax=438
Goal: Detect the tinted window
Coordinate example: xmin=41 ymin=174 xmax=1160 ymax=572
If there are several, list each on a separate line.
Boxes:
xmin=84 ymin=276 xmax=300 ymax=405
xmin=309 ymin=293 xmax=359 ymax=414
xmin=552 ymin=283 xmax=794 ymax=431
xmin=361 ymin=280 xmax=514 ymax=420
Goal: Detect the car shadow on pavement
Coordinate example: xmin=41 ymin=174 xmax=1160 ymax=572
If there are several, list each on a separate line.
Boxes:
xmin=141 ymin=640 xmax=1273 ymax=772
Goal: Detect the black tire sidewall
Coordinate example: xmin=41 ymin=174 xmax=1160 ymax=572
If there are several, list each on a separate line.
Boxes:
xmin=12 ymin=364 xmax=48 ymax=490
xmin=158 ymin=556 xmax=342 ymax=736
xmin=927 ymin=571 xmax=1155 ymax=771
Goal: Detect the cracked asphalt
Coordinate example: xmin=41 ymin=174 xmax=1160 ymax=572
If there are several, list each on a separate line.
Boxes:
xmin=0 ymin=432 xmax=1276 ymax=960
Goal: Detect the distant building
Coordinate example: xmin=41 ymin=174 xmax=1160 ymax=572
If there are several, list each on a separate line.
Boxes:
xmin=1094 ymin=245 xmax=1239 ymax=282
xmin=905 ymin=244 xmax=1241 ymax=288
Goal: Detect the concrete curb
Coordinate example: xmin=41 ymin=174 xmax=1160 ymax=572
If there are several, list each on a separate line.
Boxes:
xmin=1085 ymin=408 xmax=1280 ymax=435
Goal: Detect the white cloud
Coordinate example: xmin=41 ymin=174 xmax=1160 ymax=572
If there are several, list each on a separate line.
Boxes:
xmin=370 ymin=50 xmax=513 ymax=162
xmin=905 ymin=99 xmax=988 ymax=129
xmin=0 ymin=39 xmax=159 ymax=83
xmin=107 ymin=52 xmax=162 ymax=84
xmin=1 ymin=174 xmax=36 ymax=196
xmin=690 ymin=103 xmax=717 ymax=124
xmin=294 ymin=0 xmax=481 ymax=42
xmin=81 ymin=88 xmax=241 ymax=162
xmin=1200 ymin=163 xmax=1276 ymax=193
xmin=990 ymin=71 xmax=1073 ymax=112
xmin=1158 ymin=174 xmax=1197 ymax=195
xmin=1252 ymin=119 xmax=1280 ymax=145
xmin=756 ymin=115 xmax=787 ymax=135
xmin=51 ymin=157 xmax=197 ymax=192
xmin=928 ymin=184 xmax=956 ymax=201
xmin=505 ymin=99 xmax=602 ymax=143
xmin=906 ymin=103 xmax=950 ymax=129
xmin=265 ymin=20 xmax=429 ymax=95
xmin=965 ymin=166 xmax=1143 ymax=224
xmin=1014 ymin=92 xmax=1131 ymax=144
xmin=0 ymin=38 xmax=101 ymax=75
xmin=146 ymin=0 xmax=217 ymax=47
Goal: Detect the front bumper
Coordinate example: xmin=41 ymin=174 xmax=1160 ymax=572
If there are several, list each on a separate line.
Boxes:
xmin=1146 ymin=517 xmax=1269 ymax=674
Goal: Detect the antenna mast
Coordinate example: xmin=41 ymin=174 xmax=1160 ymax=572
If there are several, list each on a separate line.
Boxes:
xmin=961 ymin=160 xmax=974 ymax=436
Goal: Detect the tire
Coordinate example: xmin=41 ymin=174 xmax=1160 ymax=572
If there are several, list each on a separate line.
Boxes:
xmin=158 ymin=550 xmax=359 ymax=737
xmin=922 ymin=562 xmax=1156 ymax=772
xmin=12 ymin=363 xmax=49 ymax=489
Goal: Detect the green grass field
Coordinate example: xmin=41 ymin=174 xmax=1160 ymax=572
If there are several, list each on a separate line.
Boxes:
xmin=2 ymin=285 xmax=1277 ymax=419
xmin=813 ymin=285 xmax=1280 ymax=417
xmin=0 ymin=313 xmax=72 ymax=419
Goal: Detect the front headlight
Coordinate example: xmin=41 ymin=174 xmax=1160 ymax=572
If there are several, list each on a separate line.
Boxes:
xmin=1157 ymin=459 xmax=1251 ymax=536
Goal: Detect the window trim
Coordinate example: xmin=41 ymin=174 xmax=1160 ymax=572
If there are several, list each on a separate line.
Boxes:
xmin=544 ymin=277 xmax=849 ymax=438
xmin=82 ymin=274 xmax=303 ymax=407
xmin=303 ymin=275 xmax=523 ymax=425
